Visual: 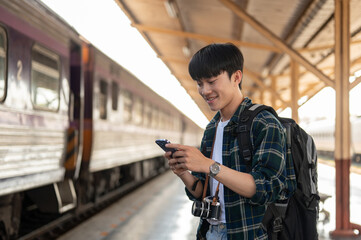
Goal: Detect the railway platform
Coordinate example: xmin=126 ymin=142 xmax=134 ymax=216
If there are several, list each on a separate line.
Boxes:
xmin=58 ymin=160 xmax=361 ymax=240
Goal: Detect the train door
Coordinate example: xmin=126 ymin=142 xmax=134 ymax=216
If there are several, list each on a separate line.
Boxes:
xmin=27 ymin=41 xmax=84 ymax=215
xmin=67 ymin=41 xmax=84 ymax=179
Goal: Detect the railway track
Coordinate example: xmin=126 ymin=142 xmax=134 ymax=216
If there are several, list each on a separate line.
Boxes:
xmin=17 ymin=174 xmax=163 ymax=240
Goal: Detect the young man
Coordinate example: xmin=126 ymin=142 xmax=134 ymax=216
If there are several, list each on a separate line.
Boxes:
xmin=165 ymin=43 xmax=288 ymax=240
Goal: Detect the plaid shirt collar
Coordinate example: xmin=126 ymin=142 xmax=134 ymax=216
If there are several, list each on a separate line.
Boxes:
xmin=206 ymin=97 xmax=252 ymax=129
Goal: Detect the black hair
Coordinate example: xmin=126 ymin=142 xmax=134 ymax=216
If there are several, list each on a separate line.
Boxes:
xmin=188 ymin=43 xmax=244 ymax=89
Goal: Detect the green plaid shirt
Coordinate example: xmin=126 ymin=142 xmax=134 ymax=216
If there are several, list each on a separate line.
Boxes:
xmin=187 ymin=98 xmax=288 ymax=240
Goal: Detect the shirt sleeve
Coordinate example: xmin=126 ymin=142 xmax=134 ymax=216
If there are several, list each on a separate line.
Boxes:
xmin=246 ymin=111 xmax=288 ymax=205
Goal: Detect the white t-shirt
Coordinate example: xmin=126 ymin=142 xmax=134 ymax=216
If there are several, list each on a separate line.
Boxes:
xmin=208 ymin=119 xmax=229 ymax=225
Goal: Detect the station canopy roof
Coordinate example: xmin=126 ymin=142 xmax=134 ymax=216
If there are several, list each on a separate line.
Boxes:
xmin=115 ymin=0 xmax=361 ymax=120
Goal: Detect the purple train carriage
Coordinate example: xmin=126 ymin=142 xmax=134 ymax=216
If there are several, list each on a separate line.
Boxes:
xmin=0 ymin=1 xmax=203 ymax=238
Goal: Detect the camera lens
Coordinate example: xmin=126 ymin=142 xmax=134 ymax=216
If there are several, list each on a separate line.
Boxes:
xmin=192 ymin=201 xmax=203 ymax=217
xmin=192 ymin=200 xmax=211 ymax=218
xmin=191 ymin=197 xmax=221 ymax=220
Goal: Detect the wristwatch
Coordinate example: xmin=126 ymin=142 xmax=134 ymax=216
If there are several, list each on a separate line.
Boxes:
xmin=209 ymin=162 xmax=221 ymax=178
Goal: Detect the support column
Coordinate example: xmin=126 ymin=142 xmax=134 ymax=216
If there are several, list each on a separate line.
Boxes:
xmin=290 ymin=60 xmax=299 ymax=123
xmin=271 ymin=76 xmax=277 ymax=109
xmin=330 ymin=0 xmax=358 ymax=237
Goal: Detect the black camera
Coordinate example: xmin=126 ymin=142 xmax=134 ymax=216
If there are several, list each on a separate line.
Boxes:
xmin=191 ymin=196 xmax=221 ymax=221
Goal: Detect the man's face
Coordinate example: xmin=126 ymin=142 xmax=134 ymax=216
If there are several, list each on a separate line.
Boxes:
xmin=196 ymin=71 xmax=240 ymax=112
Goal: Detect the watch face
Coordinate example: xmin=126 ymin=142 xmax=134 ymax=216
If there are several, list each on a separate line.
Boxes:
xmin=211 ymin=164 xmax=219 ymax=172
xmin=210 ymin=162 xmax=220 ymax=176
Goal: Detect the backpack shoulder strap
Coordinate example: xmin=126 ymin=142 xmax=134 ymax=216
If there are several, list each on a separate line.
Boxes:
xmin=237 ymin=104 xmax=277 ymax=172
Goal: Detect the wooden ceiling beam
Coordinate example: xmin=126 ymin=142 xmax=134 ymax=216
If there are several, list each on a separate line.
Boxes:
xmin=300 ymin=82 xmax=321 ymax=96
xmin=243 ymin=68 xmax=290 ymax=107
xmin=349 ymin=56 xmax=361 ymax=90
xmin=267 ymin=54 xmax=361 ymax=85
xmin=220 ymin=0 xmax=335 ymax=88
xmin=350 ymin=76 xmax=361 ymax=90
xmin=290 ymin=60 xmax=300 ymax=122
xmin=299 ymin=82 xmax=326 ymax=107
xmin=173 ymin=73 xmax=194 ymax=82
xmin=192 ymin=97 xmax=214 ymax=120
xmin=132 ymin=23 xmax=282 ymax=52
xmin=298 ymin=39 xmax=361 ymax=53
xmin=158 ymin=55 xmax=189 ymax=65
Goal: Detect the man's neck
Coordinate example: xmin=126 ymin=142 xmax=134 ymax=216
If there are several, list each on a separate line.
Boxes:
xmin=220 ymin=95 xmax=244 ymax=121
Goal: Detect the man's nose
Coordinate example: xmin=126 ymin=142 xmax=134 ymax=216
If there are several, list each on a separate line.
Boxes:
xmin=200 ymin=83 xmax=211 ymax=95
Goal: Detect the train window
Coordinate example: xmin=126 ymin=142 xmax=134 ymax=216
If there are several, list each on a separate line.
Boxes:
xmin=144 ymin=102 xmax=152 ymax=127
xmin=99 ymin=79 xmax=108 ymax=119
xmin=0 ymin=27 xmax=7 ymax=101
xmin=122 ymin=90 xmax=132 ymax=122
xmin=168 ymin=114 xmax=174 ymax=130
xmin=133 ymin=96 xmax=143 ymax=125
xmin=173 ymin=117 xmax=181 ymax=131
xmin=31 ymin=44 xmax=60 ymax=111
xmin=151 ymin=107 xmax=159 ymax=129
xmin=159 ymin=111 xmax=167 ymax=129
xmin=166 ymin=112 xmax=172 ymax=130
xmin=111 ymin=81 xmax=119 ymax=111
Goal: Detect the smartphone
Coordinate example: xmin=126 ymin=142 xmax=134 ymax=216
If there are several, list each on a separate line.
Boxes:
xmin=155 ymin=139 xmax=177 ymax=154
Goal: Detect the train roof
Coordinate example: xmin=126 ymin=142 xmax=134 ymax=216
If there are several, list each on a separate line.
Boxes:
xmin=0 ymin=0 xmax=81 ymax=47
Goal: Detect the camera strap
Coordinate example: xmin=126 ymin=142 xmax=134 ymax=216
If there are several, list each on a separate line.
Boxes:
xmin=202 ymin=174 xmax=221 ymax=205
xmin=202 ymin=143 xmax=213 ymax=200
xmin=202 ymin=124 xmax=221 ymax=203
xmin=212 ymin=182 xmax=221 ymax=205
xmin=202 ymin=175 xmax=209 ymax=200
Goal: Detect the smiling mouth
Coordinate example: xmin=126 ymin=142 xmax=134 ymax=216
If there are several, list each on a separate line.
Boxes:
xmin=206 ymin=97 xmax=217 ymax=104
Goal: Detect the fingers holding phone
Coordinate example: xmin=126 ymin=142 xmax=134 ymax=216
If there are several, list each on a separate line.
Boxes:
xmin=155 ymin=139 xmax=186 ymax=176
xmin=155 ymin=139 xmax=177 ymax=157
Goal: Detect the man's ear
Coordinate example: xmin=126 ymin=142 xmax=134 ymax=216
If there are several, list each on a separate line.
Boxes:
xmin=234 ymin=70 xmax=243 ymax=85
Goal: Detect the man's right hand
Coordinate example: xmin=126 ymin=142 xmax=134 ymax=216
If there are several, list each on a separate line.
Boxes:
xmin=165 ymin=151 xmax=188 ymax=177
